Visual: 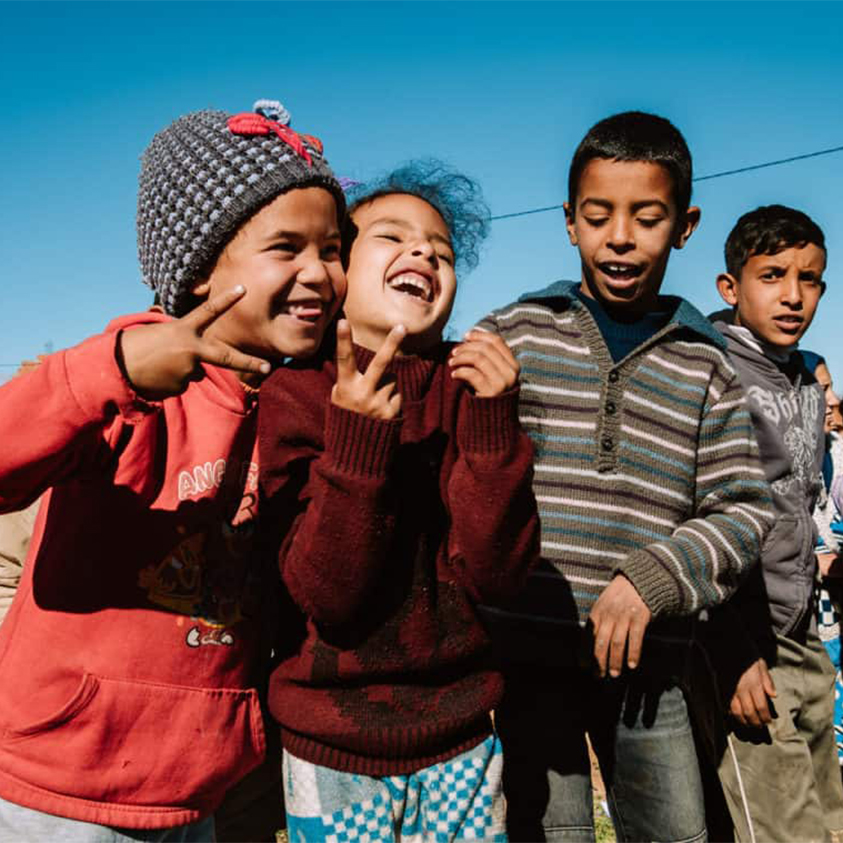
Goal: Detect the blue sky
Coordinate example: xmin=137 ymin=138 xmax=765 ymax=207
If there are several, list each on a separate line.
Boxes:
xmin=1 ymin=1 xmax=841 ymax=384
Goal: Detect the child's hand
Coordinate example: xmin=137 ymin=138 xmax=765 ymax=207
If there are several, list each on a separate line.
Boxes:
xmin=729 ymin=657 xmax=777 ymax=728
xmin=448 ymin=331 xmax=520 ymax=397
xmin=588 ymin=574 xmax=652 ymax=678
xmin=118 ymin=285 xmax=271 ymax=400
xmin=331 ymin=320 xmax=405 ymax=420
xmin=818 ymin=552 xmax=843 ymax=578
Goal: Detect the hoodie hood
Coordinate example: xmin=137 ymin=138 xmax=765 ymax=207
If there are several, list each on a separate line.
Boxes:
xmin=714 ymin=320 xmax=803 ymax=391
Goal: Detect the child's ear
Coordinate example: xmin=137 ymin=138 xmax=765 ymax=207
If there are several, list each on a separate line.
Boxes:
xmin=563 ymin=202 xmax=578 ymax=246
xmin=673 ymin=206 xmax=701 ymax=249
xmin=716 ymin=272 xmax=740 ymax=307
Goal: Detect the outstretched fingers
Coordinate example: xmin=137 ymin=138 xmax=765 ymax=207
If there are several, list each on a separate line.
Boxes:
xmin=363 ymin=324 xmax=406 ymax=389
xmin=335 ymin=319 xmax=359 ymax=384
xmin=199 ymin=338 xmax=271 ymax=375
xmin=331 ymin=322 xmax=405 ymax=420
xmin=187 ymin=284 xmax=248 ymax=332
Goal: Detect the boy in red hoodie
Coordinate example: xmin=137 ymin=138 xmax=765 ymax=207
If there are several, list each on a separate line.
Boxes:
xmin=259 ymin=161 xmax=540 ymax=842
xmin=0 ymin=98 xmax=346 ymax=841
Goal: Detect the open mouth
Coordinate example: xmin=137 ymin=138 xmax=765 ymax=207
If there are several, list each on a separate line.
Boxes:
xmin=598 ymin=262 xmax=644 ymax=281
xmin=280 ymin=301 xmax=325 ymax=323
xmin=772 ymin=314 xmax=804 ymax=333
xmin=387 ymin=272 xmax=434 ymax=303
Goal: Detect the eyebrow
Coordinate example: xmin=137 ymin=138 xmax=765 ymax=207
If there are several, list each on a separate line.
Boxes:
xmin=756 ymin=263 xmax=824 ymax=279
xmin=580 ymin=198 xmax=670 ymax=214
xmin=268 ymin=228 xmax=341 ymax=241
xmin=369 ymin=217 xmax=453 ymax=248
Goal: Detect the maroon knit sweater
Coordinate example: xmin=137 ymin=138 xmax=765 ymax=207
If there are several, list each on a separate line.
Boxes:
xmin=258 ymin=343 xmax=539 ymax=775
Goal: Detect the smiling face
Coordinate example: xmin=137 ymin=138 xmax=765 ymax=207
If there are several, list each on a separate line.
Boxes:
xmin=343 ymin=193 xmax=457 ymax=353
xmin=195 ymin=186 xmax=345 ymax=368
xmin=716 ymin=243 xmax=826 ymax=349
xmin=564 ymin=159 xmax=699 ymax=317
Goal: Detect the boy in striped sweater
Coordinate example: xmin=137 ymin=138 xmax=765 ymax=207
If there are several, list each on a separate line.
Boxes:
xmin=476 ymin=112 xmax=774 ymax=842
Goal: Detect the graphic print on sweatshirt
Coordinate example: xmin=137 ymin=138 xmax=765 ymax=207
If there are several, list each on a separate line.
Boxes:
xmin=746 ymin=383 xmax=822 ymax=496
xmin=138 ymin=457 xmax=261 ymax=648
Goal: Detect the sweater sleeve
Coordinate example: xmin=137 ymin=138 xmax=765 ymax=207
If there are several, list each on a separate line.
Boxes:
xmin=445 ymin=387 xmax=540 ymax=605
xmin=0 ymin=329 xmax=158 ymax=513
xmin=259 ymin=373 xmax=403 ymax=626
xmin=617 ymin=370 xmax=775 ymax=618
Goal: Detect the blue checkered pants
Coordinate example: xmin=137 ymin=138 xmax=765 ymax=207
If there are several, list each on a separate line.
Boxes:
xmin=283 ymin=734 xmax=505 ymax=842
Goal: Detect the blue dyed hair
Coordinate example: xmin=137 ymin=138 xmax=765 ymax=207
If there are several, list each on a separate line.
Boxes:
xmin=344 ymin=159 xmax=491 ymax=275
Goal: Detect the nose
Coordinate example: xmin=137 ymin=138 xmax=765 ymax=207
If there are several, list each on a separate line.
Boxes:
xmin=411 ymin=238 xmax=438 ymax=266
xmin=298 ymin=253 xmax=332 ymax=297
xmin=606 ymin=215 xmax=634 ymax=254
xmin=780 ymin=272 xmax=804 ymax=308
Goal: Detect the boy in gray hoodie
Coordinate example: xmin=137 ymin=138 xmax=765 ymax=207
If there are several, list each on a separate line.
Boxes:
xmin=708 ymin=204 xmax=843 ymax=842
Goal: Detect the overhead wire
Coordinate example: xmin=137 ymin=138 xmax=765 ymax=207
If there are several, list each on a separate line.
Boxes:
xmin=489 ymin=144 xmax=843 ymax=221
xmin=5 ymin=143 xmax=842 ymax=372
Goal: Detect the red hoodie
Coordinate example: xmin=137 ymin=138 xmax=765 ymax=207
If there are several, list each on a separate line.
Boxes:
xmin=0 ymin=313 xmax=268 ymax=829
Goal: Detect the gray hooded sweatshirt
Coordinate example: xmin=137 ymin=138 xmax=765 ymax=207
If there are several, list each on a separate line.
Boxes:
xmin=716 ymin=320 xmax=825 ymax=637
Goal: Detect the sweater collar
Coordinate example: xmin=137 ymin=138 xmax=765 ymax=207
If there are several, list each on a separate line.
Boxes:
xmin=351 ymin=343 xmax=444 ymax=403
xmin=518 ymin=279 xmax=727 ymax=350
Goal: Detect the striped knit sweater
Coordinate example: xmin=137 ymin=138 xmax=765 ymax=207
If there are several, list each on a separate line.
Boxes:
xmin=478 ymin=281 xmax=774 ymax=644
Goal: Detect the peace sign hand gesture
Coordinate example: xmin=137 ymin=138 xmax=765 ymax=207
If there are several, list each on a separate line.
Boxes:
xmin=118 ymin=285 xmax=271 ymax=400
xmin=330 ymin=320 xmax=405 ymax=420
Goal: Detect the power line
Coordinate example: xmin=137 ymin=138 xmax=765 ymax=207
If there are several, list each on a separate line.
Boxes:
xmin=490 ymin=143 xmax=843 ymax=221
xmin=6 ymin=144 xmax=842 ymax=373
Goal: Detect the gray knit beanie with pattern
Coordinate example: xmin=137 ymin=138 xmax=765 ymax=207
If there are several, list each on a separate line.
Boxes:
xmin=137 ymin=99 xmax=346 ymax=317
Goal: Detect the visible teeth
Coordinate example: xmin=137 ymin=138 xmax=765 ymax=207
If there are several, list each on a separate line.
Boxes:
xmin=387 ymin=273 xmax=432 ymax=301
xmin=285 ymin=303 xmax=321 ymax=316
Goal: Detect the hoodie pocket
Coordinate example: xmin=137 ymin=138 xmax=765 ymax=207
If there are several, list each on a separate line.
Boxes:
xmin=761 ymin=514 xmax=810 ymax=630
xmin=4 ymin=674 xmax=265 ymax=809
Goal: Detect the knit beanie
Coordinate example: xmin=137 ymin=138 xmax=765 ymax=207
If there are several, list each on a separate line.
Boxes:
xmin=137 ymin=99 xmax=346 ymax=317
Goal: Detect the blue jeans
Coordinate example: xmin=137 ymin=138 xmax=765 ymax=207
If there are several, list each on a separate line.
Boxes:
xmin=497 ymin=643 xmax=706 ymax=843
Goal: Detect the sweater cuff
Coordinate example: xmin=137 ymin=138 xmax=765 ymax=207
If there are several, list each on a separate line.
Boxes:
xmin=615 ymin=549 xmax=682 ymax=618
xmin=458 ymin=388 xmax=521 ymax=453
xmin=64 ymin=331 xmax=160 ymax=424
xmin=325 ymin=402 xmax=402 ymax=478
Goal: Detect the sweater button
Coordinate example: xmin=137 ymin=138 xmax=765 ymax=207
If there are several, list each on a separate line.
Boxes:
xmin=608 ymin=371 xmax=620 ymax=383
xmin=601 ymin=435 xmax=614 ymax=451
xmin=605 ymin=401 xmax=616 ymax=415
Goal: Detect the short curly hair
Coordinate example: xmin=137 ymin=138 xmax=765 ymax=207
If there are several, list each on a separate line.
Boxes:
xmin=344 ymin=159 xmax=491 ymax=275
